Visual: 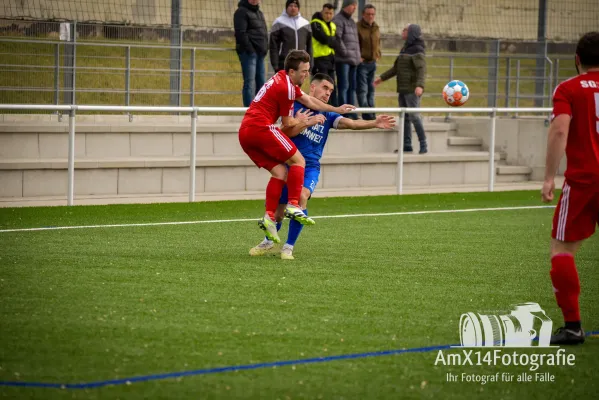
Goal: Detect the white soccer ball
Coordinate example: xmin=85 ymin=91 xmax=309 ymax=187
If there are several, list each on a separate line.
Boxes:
xmin=443 ymin=80 xmax=470 ymax=107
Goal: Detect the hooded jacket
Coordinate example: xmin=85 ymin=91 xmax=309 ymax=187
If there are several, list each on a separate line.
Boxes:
xmin=233 ymin=0 xmax=268 ymax=56
xmin=380 ymin=24 xmax=426 ymax=93
xmin=269 ymin=10 xmax=312 ymax=72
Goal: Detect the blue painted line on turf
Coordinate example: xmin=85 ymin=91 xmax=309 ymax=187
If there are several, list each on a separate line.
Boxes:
xmin=1 ymin=332 xmax=598 ymax=390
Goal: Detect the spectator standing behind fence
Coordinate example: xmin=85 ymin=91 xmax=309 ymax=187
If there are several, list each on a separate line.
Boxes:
xmin=310 ymin=3 xmax=337 ymax=103
xmin=269 ymin=0 xmax=312 ymax=73
xmin=333 ymin=0 xmax=361 ymax=119
xmin=234 ymin=0 xmax=269 ymax=107
xmin=374 ymin=24 xmax=428 ymax=153
xmin=356 ymin=4 xmax=381 ymax=120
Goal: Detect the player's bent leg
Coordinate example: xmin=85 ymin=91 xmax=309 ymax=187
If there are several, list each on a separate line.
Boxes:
xmin=283 ymin=187 xmax=314 ymax=260
xmin=549 ymin=238 xmax=586 ymax=345
xmin=284 ymin=151 xmax=313 ymax=225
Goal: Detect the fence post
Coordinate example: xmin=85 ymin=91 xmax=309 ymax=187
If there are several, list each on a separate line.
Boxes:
xmin=67 ymin=108 xmax=76 ymax=206
xmin=190 ymin=48 xmax=196 ymax=107
xmin=125 ymin=45 xmax=131 ymax=108
xmin=63 ymin=21 xmax=77 ymax=105
xmin=505 ymin=57 xmax=511 ymax=109
xmin=488 ymin=109 xmax=497 ymax=192
xmin=534 ymin=0 xmax=548 ymax=107
xmin=514 ymin=59 xmax=521 ymax=118
xmin=189 ymin=109 xmax=198 ymax=202
xmin=170 ymin=0 xmax=182 ymax=107
xmin=54 ymin=43 xmax=60 ymax=107
xmin=487 ymin=40 xmax=500 ymax=107
xmin=445 ymin=57 xmax=454 ymax=122
xmin=396 ymin=110 xmax=405 ymax=195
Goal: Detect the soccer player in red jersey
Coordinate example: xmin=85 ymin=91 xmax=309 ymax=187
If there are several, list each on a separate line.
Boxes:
xmin=239 ymin=50 xmax=355 ymax=243
xmin=542 ymin=31 xmax=599 ymax=345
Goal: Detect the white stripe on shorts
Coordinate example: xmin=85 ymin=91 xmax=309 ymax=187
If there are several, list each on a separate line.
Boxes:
xmin=269 ymin=125 xmax=292 ymax=151
xmin=556 ymin=182 xmax=571 ymax=241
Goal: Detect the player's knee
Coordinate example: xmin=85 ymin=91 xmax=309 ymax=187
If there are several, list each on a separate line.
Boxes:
xmin=287 ymin=151 xmax=306 ymax=168
xmin=299 ymin=188 xmax=311 ymax=208
xmin=270 ymin=164 xmax=288 ymax=180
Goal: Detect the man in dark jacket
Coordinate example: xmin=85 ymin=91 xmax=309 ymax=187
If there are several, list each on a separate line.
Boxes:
xmin=374 ymin=24 xmax=428 ymax=153
xmin=269 ymin=0 xmax=312 ymax=73
xmin=333 ymin=0 xmax=361 ymax=119
xmin=310 ymin=3 xmax=337 ymax=97
xmin=234 ymin=0 xmax=268 ymax=107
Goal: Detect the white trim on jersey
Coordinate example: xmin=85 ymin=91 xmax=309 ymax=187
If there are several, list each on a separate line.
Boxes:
xmin=286 ymin=75 xmax=294 ymax=101
xmin=332 ymin=115 xmax=344 ymax=129
xmin=556 ymin=181 xmax=571 ymax=241
xmin=269 ymin=125 xmax=293 ymax=152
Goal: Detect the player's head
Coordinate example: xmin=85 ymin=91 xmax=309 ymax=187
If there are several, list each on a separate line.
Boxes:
xmin=310 ymin=73 xmax=335 ymax=103
xmin=284 ymin=50 xmax=311 ymax=86
xmin=321 ymin=3 xmax=335 ymax=22
xmin=575 ymin=31 xmax=599 ymax=74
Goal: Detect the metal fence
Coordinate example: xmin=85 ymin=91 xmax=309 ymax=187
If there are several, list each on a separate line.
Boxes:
xmin=0 ymin=38 xmax=576 ymax=110
xmin=0 ymin=104 xmax=553 ymax=206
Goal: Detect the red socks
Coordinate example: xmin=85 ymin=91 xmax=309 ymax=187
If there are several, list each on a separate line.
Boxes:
xmin=550 ymin=253 xmax=581 ymax=322
xmin=265 ymin=177 xmax=285 ymax=220
xmin=286 ymin=165 xmax=305 ymax=206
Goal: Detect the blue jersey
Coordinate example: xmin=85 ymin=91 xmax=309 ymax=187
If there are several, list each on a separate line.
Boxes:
xmin=290 ymin=102 xmax=342 ymax=169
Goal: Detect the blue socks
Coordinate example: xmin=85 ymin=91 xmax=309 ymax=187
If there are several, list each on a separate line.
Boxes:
xmin=286 ymin=209 xmax=307 ymax=246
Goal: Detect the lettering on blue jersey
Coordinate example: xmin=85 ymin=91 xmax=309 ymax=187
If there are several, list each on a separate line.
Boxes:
xmin=299 ymin=126 xmax=324 ymax=143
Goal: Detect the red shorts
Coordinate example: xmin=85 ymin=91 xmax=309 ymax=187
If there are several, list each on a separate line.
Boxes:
xmin=239 ymin=124 xmax=297 ymax=171
xmin=552 ymin=180 xmax=599 ymax=242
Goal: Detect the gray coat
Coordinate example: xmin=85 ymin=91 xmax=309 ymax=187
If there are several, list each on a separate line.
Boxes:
xmin=332 ymin=10 xmax=361 ymax=66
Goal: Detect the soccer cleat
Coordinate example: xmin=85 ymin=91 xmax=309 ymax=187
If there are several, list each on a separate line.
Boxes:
xmin=249 ymin=239 xmax=278 ymax=256
xmin=280 ymin=244 xmax=294 ymax=260
xmin=550 ymin=326 xmax=585 ymax=345
xmin=284 ymin=204 xmax=315 ymax=226
xmin=258 ymin=215 xmax=281 ymax=244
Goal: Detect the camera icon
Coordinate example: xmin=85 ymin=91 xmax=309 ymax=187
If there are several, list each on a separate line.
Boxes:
xmin=459 ymin=302 xmax=553 ymax=347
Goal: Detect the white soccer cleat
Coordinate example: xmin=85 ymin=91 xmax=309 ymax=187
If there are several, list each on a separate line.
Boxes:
xmin=284 ymin=204 xmax=315 ymax=226
xmin=280 ymin=244 xmax=294 ymax=260
xmin=258 ymin=214 xmax=281 ymax=243
xmin=249 ymin=239 xmax=278 ymax=256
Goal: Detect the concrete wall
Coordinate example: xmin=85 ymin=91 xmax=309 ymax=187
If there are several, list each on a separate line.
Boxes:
xmin=3 ymin=0 xmax=596 ymax=41
xmin=454 ymin=116 xmax=567 ymax=180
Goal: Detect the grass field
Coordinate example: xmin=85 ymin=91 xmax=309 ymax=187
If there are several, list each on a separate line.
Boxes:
xmin=0 ymin=39 xmax=576 ymax=110
xmin=0 ymin=191 xmax=598 ymax=399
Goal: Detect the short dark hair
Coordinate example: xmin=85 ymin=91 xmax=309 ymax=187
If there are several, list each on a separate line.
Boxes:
xmin=576 ymin=31 xmax=599 ymax=69
xmin=322 ymin=3 xmax=334 ymax=10
xmin=311 ymin=73 xmax=334 ymax=85
xmin=363 ymin=4 xmax=375 ymax=12
xmin=284 ymin=50 xmax=311 ymax=72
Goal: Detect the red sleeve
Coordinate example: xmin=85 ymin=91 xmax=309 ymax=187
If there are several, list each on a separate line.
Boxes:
xmin=294 ymin=85 xmax=303 ymax=99
xmin=551 ymin=82 xmax=572 ymax=121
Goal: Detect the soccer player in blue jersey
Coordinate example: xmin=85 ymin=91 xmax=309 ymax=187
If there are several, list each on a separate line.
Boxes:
xmin=249 ymin=73 xmax=395 ymax=259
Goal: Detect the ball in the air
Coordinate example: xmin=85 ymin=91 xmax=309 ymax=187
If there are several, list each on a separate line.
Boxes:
xmin=443 ymin=80 xmax=470 ymax=107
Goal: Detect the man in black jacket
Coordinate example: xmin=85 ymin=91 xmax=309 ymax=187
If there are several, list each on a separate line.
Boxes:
xmin=234 ymin=0 xmax=269 ymax=107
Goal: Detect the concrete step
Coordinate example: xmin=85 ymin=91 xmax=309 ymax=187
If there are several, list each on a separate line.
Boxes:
xmin=495 ymin=165 xmax=532 ymax=182
xmin=446 ymin=136 xmax=483 ymax=152
xmin=0 ymin=178 xmax=565 ymax=208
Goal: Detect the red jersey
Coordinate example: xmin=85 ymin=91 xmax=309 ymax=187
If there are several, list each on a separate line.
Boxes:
xmin=551 ymin=71 xmax=599 ymax=185
xmin=241 ymin=70 xmax=304 ymax=128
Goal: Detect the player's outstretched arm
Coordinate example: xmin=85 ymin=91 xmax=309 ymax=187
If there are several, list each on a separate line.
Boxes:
xmin=297 ymin=94 xmax=355 ymax=115
xmin=337 ymin=114 xmax=396 ymax=130
xmin=541 ymin=114 xmax=570 ymax=203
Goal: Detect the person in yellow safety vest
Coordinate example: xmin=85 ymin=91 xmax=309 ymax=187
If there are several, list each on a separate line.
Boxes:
xmin=310 ymin=3 xmax=337 ymax=105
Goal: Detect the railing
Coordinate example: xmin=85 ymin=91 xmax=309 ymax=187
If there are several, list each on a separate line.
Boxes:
xmin=0 ymin=38 xmax=574 ymax=109
xmin=0 ymin=105 xmax=552 ymax=206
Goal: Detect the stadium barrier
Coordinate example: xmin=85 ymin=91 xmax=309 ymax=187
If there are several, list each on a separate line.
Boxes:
xmin=0 ymin=105 xmax=552 ymax=206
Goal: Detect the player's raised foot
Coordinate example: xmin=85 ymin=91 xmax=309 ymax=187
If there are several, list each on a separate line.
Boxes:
xmin=249 ymin=239 xmax=279 ymax=256
xmin=284 ymin=204 xmax=315 ymax=226
xmin=258 ymin=214 xmax=281 ymax=244
xmin=550 ymin=326 xmax=585 ymax=345
xmin=280 ymin=244 xmax=294 ymax=260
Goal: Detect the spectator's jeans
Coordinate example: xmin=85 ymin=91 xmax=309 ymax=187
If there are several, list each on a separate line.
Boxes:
xmin=238 ymin=52 xmax=265 ymax=107
xmin=399 ymin=93 xmax=427 ymax=151
xmin=357 ymin=61 xmax=376 ymax=120
xmin=335 ymin=63 xmax=358 ymax=119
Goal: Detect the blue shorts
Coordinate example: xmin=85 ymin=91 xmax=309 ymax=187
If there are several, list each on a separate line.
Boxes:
xmin=279 ymin=167 xmax=320 ymax=204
